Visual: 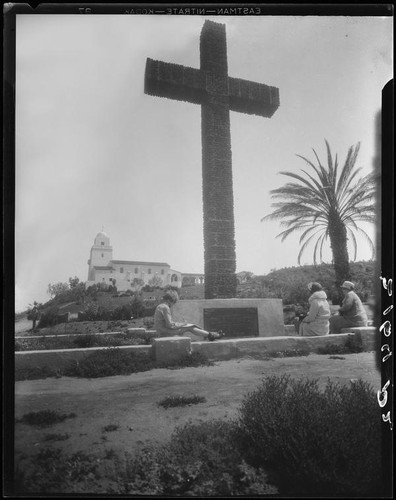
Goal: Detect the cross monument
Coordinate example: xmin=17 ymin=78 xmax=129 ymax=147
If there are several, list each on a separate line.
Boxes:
xmin=145 ymin=20 xmax=280 ymax=299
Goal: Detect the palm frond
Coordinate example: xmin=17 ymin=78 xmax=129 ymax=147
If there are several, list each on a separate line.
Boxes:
xmin=346 ymin=226 xmax=358 ymax=261
xmin=352 ymin=225 xmax=376 ymax=259
xmin=336 ymin=143 xmax=361 ymax=195
xmin=319 ymin=231 xmax=328 ymax=262
xmin=297 ymin=229 xmax=326 ymax=265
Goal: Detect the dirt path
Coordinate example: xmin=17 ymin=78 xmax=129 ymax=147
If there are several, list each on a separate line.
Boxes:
xmin=15 ymin=352 xmax=380 ymax=465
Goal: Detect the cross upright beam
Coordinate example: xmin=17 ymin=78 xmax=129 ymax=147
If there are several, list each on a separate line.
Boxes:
xmin=145 ymin=20 xmax=279 ymax=299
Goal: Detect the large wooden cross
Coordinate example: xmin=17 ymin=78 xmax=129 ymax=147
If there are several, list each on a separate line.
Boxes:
xmin=145 ymin=20 xmax=279 ymax=299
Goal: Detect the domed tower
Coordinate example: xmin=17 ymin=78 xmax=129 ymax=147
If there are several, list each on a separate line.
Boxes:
xmin=87 ymin=230 xmax=113 ymax=281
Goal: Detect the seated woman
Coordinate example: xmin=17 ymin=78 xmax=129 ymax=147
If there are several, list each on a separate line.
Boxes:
xmin=154 ymin=290 xmax=224 ymax=341
xmin=300 ymin=282 xmax=331 ymax=336
xmin=329 ymin=281 xmax=368 ymax=334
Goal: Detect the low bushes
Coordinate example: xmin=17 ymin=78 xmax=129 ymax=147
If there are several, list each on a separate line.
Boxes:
xmin=237 ymin=375 xmax=381 ymax=497
xmin=14 ymin=375 xmax=382 ymax=496
xmin=64 ymin=348 xmax=156 ymax=378
xmin=37 ymin=308 xmax=59 ymax=328
xmin=121 ymin=420 xmax=277 ymax=496
xmin=16 ymin=410 xmax=76 ymax=428
xmin=317 ymin=333 xmax=364 ymax=355
xmin=15 ymin=348 xmax=213 ymax=381
xmin=158 ymin=395 xmax=206 ymax=408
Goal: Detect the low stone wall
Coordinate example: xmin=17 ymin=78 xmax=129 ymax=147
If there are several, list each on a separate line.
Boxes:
xmin=15 ymin=330 xmax=376 ymax=372
xmin=191 ymin=334 xmax=353 ymax=361
xmin=341 ymin=327 xmax=377 ymax=351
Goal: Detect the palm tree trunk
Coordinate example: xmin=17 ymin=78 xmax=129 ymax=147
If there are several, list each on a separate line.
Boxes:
xmin=328 ymin=215 xmax=351 ymax=304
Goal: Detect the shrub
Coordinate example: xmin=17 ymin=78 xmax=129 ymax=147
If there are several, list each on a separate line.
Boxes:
xmin=16 ymin=349 xmax=212 ymax=381
xmin=158 ymin=395 xmax=206 ymax=408
xmin=111 ymin=305 xmax=134 ymax=321
xmin=73 ymin=334 xmax=97 ymax=348
xmin=121 ymin=420 xmax=278 ymax=496
xmin=16 ymin=410 xmax=76 ymax=428
xmin=64 ymin=348 xmax=156 ymax=378
xmin=37 ymin=308 xmax=58 ymax=328
xmin=316 ymin=343 xmax=347 ymax=355
xmin=345 ymin=332 xmax=364 ymax=353
xmin=237 ymin=375 xmax=381 ymax=497
xmin=267 ymin=348 xmax=310 ymax=358
xmin=130 ymin=296 xmax=145 ymax=318
xmin=143 ymin=317 xmax=155 ymax=329
xmin=317 ymin=334 xmax=364 ymax=355
xmin=102 ymin=424 xmax=119 ymax=433
xmin=15 ymin=366 xmax=60 ymax=381
xmin=62 ymin=349 xmax=212 ymax=379
xmin=15 ymin=448 xmax=100 ymax=494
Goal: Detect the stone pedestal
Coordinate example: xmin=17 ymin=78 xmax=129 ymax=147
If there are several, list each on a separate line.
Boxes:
xmin=172 ymin=299 xmax=284 ymax=337
xmin=152 ymin=337 xmax=191 ymax=363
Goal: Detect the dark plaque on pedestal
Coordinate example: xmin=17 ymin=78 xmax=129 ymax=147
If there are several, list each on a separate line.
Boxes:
xmin=203 ymin=308 xmax=259 ymax=338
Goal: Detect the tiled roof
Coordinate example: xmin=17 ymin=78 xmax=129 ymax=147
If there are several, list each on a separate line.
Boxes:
xmin=111 ymin=260 xmax=170 ymax=267
xmin=180 ymin=272 xmax=204 ymax=276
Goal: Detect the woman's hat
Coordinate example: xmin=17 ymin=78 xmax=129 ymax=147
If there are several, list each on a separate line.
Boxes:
xmin=163 ymin=290 xmax=179 ymax=303
xmin=341 ymin=281 xmax=355 ymax=290
xmin=308 ymin=282 xmax=323 ymax=293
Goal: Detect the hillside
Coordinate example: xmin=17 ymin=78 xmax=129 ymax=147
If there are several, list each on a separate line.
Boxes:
xmin=19 ymin=261 xmax=376 ymax=327
xmin=238 ymin=260 xmax=376 ymax=305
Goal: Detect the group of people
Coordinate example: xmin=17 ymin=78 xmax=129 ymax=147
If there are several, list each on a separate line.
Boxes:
xmin=154 ymin=280 xmax=368 ymax=340
xmin=295 ymin=280 xmax=368 ymax=337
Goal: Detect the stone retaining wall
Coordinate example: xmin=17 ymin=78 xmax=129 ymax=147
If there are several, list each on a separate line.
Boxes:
xmin=15 ymin=330 xmax=376 ymax=372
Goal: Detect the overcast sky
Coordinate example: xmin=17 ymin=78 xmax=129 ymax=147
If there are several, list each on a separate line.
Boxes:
xmin=15 ymin=14 xmax=392 ymax=311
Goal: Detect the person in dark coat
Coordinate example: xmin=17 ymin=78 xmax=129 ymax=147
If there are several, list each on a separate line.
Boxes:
xmin=329 ymin=281 xmax=368 ymax=333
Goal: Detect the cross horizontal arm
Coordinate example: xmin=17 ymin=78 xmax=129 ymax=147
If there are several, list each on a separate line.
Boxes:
xmin=145 ymin=58 xmax=205 ymax=105
xmin=228 ymin=76 xmax=280 ymax=118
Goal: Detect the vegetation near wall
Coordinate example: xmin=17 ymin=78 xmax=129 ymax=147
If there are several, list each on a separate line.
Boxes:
xmin=238 ymin=260 xmax=375 ymax=305
xmin=120 ymin=375 xmax=381 ymax=496
xmin=237 ymin=375 xmax=381 ymax=496
xmin=32 ymin=261 xmax=374 ymax=328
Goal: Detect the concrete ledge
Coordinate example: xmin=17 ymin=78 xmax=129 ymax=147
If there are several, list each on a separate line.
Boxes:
xmin=152 ymin=336 xmax=191 ymax=363
xmin=341 ymin=327 xmax=376 ymax=334
xmin=126 ymin=328 xmax=147 ymax=334
xmin=15 ymin=330 xmax=376 ymax=373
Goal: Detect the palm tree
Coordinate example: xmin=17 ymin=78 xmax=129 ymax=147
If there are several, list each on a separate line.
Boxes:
xmin=261 ymin=141 xmax=376 ymax=302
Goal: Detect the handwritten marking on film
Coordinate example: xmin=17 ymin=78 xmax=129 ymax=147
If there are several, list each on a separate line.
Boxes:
xmin=377 ymin=277 xmax=393 ymax=430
